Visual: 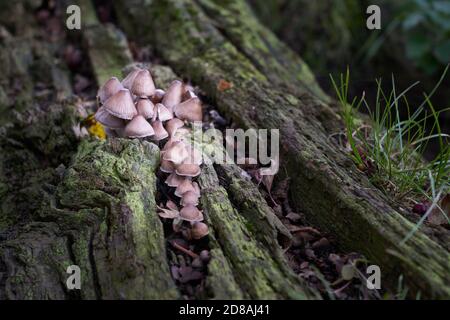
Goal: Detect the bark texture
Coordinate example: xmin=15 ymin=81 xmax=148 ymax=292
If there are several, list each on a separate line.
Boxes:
xmin=114 ymin=0 xmax=450 ymax=298
xmin=0 ymin=0 xmax=449 ymax=300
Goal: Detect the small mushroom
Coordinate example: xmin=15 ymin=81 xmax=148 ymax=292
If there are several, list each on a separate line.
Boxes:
xmin=180 ymin=190 xmax=200 ymax=206
xmin=165 ymin=172 xmax=185 ymax=187
xmin=176 ymin=163 xmax=201 ymax=177
xmin=157 ymin=204 xmax=179 ymax=219
xmin=151 ymin=120 xmax=169 ymax=141
xmin=97 ymin=77 xmax=123 ymax=103
xmin=191 ymin=222 xmax=209 ymax=239
xmin=131 ymin=69 xmax=156 ymax=97
xmin=121 ymin=68 xmax=141 ymax=89
xmin=162 ymin=80 xmax=184 ymax=111
xmin=151 ymin=89 xmax=165 ymax=104
xmin=173 ymin=97 xmax=202 ymax=122
xmin=160 ymin=158 xmax=175 ymax=173
xmin=124 ymin=115 xmax=155 ymax=138
xmin=136 ymin=98 xmax=155 ymax=119
xmin=162 ymin=137 xmax=181 ymax=152
xmin=163 ymin=141 xmax=189 ymax=165
xmin=103 ymin=89 xmax=137 ymax=120
xmin=165 ymin=118 xmax=185 ymax=137
xmin=94 ymin=107 xmax=125 ymax=129
xmin=175 ymin=178 xmax=196 ymax=197
xmin=179 ymin=205 xmax=203 ymax=222
xmin=193 ymin=182 xmax=201 ymax=196
xmin=156 ymin=103 xmax=173 ymax=122
xmin=182 ymin=89 xmax=197 ymax=101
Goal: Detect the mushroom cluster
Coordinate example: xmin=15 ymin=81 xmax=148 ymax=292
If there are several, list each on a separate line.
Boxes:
xmin=94 ymin=67 xmax=208 ymax=240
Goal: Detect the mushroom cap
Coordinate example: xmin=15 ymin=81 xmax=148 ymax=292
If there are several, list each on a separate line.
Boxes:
xmin=131 ymin=69 xmax=156 ymax=97
xmin=104 ymin=89 xmax=138 ymax=120
xmin=151 ymin=89 xmax=165 ymax=104
xmin=160 ymin=158 xmax=175 ymax=173
xmin=179 ymin=205 xmax=203 ymax=222
xmin=174 ymin=97 xmax=203 ymax=122
xmin=193 ymin=182 xmax=201 ymax=196
xmin=121 ymin=68 xmax=141 ymax=89
xmin=165 ymin=172 xmax=185 ymax=187
xmin=157 ymin=206 xmax=179 ymax=219
xmin=136 ymin=98 xmax=155 ymax=119
xmin=175 ymin=178 xmax=196 ymax=197
xmin=124 ymin=115 xmax=155 ymax=138
xmin=182 ymin=89 xmax=197 ymax=101
xmin=156 ymin=103 xmax=173 ymax=122
xmin=163 ymin=141 xmax=189 ymax=164
xmin=181 ymin=190 xmax=200 ymax=206
xmin=165 ymin=118 xmax=185 ymax=137
xmin=162 ymin=137 xmax=181 ymax=152
xmin=162 ymin=80 xmax=184 ymax=110
xmin=191 ymin=222 xmax=209 ymax=239
xmin=151 ymin=120 xmax=169 ymax=141
xmin=95 ymin=107 xmax=125 ymax=129
xmin=176 ymin=163 xmax=201 ymax=177
xmin=97 ymin=77 xmax=123 ymax=103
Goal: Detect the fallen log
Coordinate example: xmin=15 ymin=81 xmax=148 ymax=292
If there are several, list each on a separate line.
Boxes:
xmin=0 ymin=1 xmax=317 ymax=299
xmin=114 ymin=0 xmax=450 ymax=298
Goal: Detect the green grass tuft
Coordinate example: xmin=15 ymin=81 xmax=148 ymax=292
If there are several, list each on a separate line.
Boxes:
xmin=330 ymin=65 xmax=450 ymax=242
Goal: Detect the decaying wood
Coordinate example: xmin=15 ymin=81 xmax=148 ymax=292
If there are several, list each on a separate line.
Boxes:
xmin=1 ymin=0 xmax=449 ymax=300
xmin=113 ymin=0 xmax=450 ymax=298
xmin=0 ymin=1 xmax=317 ymax=299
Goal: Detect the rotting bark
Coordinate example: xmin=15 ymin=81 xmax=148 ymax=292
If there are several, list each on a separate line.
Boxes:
xmin=113 ymin=0 xmax=450 ymax=298
xmin=1 ymin=0 xmax=449 ymax=300
xmin=0 ymin=1 xmax=318 ymax=300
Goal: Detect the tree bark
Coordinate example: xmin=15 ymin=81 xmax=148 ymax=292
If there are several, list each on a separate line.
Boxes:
xmin=113 ymin=0 xmax=450 ymax=298
xmin=0 ymin=0 xmax=449 ymax=300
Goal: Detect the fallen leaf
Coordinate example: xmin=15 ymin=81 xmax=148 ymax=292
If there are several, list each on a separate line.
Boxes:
xmin=217 ymin=79 xmax=233 ymax=92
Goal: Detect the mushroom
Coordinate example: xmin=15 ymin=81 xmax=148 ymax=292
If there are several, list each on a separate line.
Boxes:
xmin=193 ymin=182 xmax=201 ymax=196
xmin=162 ymin=80 xmax=184 ymax=111
xmin=103 ymin=89 xmax=137 ymax=119
xmin=165 ymin=118 xmax=185 ymax=137
xmin=191 ymin=222 xmax=209 ymax=239
xmin=174 ymin=97 xmax=203 ymax=122
xmin=124 ymin=115 xmax=155 ymax=138
xmin=182 ymin=89 xmax=197 ymax=101
xmin=179 ymin=205 xmax=203 ymax=222
xmin=181 ymin=190 xmax=200 ymax=206
xmin=94 ymin=107 xmax=125 ymax=129
xmin=175 ymin=178 xmax=196 ymax=197
xmin=131 ymin=69 xmax=156 ymax=97
xmin=97 ymin=77 xmax=123 ymax=103
xmin=160 ymin=158 xmax=175 ymax=173
xmin=151 ymin=89 xmax=165 ymax=104
xmin=157 ymin=205 xmax=179 ymax=219
xmin=121 ymin=68 xmax=141 ymax=89
xmin=136 ymin=98 xmax=155 ymax=119
xmin=176 ymin=163 xmax=201 ymax=177
xmin=151 ymin=120 xmax=169 ymax=141
xmin=156 ymin=103 xmax=173 ymax=122
xmin=165 ymin=172 xmax=185 ymax=187
xmin=163 ymin=141 xmax=189 ymax=165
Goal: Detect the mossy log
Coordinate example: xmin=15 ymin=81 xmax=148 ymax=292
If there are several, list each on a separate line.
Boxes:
xmin=113 ymin=0 xmax=450 ymax=298
xmin=0 ymin=2 xmax=317 ymax=299
xmin=1 ymin=0 xmax=449 ymax=300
